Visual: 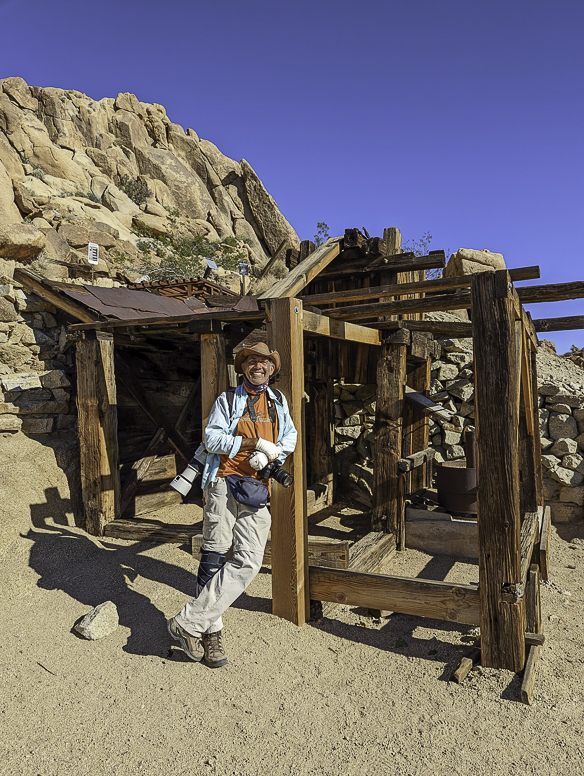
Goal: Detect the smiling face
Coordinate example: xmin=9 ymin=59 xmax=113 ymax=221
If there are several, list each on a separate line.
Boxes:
xmin=241 ymin=354 xmax=275 ymax=386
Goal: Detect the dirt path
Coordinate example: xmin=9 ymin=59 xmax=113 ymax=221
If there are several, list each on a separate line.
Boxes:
xmin=1 ymin=432 xmax=583 ymax=776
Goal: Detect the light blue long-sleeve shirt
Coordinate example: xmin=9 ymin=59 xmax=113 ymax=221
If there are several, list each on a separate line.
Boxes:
xmin=201 ymin=383 xmax=297 ymax=489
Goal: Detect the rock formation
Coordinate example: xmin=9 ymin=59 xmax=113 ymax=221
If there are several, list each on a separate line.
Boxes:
xmin=0 ymin=77 xmax=299 ymax=285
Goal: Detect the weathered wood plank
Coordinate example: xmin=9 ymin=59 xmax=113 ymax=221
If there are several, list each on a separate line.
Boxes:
xmin=520 ymin=511 xmax=540 ymax=587
xmin=258 ymin=238 xmax=342 ymax=300
xmin=372 ymin=343 xmax=407 ymax=546
xmin=302 ymin=309 xmax=382 ymax=346
xmin=325 ymin=292 xmax=473 ymax=321
xmin=309 ymin=567 xmax=480 ymax=625
xmin=76 ymin=332 xmax=120 ymax=536
xmin=200 ymin=333 xmax=228 ymax=430
xmin=404 ymin=385 xmax=455 ymax=421
xmin=257 ymin=238 xmax=289 ymax=279
xmin=526 ymin=564 xmax=542 ymax=635
xmin=451 ymin=647 xmax=481 ymax=683
xmin=533 ymin=314 xmax=584 ymax=332
xmin=191 ymin=533 xmax=350 ymax=569
xmin=69 ymin=309 xmax=265 ymax=332
xmin=15 ymin=268 xmax=97 ymax=323
xmin=472 ymin=270 xmax=526 ymax=672
xmin=539 ymin=505 xmax=551 ymax=581
xmin=104 ymin=517 xmax=202 ymax=543
xmin=372 ymin=320 xmax=473 ymax=336
xmin=303 ymin=266 xmax=540 ymax=307
xmin=521 ymin=645 xmax=542 ymax=705
xmin=267 ymin=297 xmax=309 ymax=625
xmin=518 ymin=281 xmax=584 ymax=305
xmin=405 ymin=513 xmax=478 ymax=559
xmin=348 ymin=531 xmax=397 ymax=573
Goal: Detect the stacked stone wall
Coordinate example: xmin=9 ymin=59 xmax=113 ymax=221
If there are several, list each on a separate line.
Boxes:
xmin=0 ymin=270 xmax=75 ymax=435
xmin=332 ymin=338 xmax=584 ymax=524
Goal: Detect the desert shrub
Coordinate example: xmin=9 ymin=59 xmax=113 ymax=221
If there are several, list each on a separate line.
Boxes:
xmin=118 ymin=175 xmax=151 ymax=206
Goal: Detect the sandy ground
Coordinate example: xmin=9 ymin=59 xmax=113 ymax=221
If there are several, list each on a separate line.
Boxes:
xmin=1 ymin=432 xmax=584 ymax=776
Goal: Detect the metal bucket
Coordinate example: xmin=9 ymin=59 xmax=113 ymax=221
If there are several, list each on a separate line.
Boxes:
xmin=435 ymin=461 xmax=477 ymax=515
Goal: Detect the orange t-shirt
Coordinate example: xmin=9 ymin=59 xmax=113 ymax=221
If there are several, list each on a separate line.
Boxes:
xmin=217 ymin=390 xmax=279 ymax=482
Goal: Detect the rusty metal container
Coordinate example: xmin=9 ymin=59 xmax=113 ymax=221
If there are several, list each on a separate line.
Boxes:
xmin=435 ymin=429 xmax=477 ymax=516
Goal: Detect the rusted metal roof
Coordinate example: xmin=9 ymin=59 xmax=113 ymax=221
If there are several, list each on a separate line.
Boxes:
xmin=126 ymin=277 xmax=238 ymax=300
xmin=61 ymin=286 xmax=194 ymax=320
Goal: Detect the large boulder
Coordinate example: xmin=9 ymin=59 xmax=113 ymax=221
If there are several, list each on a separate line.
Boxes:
xmin=0 ymin=161 xmax=20 ymax=223
xmin=444 ymin=248 xmax=506 ymax=278
xmin=0 ymin=223 xmax=45 ymax=261
xmin=240 ymin=159 xmax=300 ymax=255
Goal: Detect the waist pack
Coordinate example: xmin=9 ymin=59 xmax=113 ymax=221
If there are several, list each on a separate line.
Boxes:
xmin=225 ymin=474 xmax=269 ymax=509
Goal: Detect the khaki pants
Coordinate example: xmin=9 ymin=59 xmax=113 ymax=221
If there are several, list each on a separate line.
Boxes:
xmin=175 ymin=477 xmax=271 ymax=636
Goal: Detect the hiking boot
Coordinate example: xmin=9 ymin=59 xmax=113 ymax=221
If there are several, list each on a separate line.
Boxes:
xmin=167 ymin=617 xmax=204 ymax=662
xmin=202 ymin=630 xmax=228 ymax=668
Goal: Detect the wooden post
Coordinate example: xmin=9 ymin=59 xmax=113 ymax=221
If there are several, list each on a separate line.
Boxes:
xmin=471 ymin=271 xmax=526 ymax=672
xmin=403 ymin=359 xmax=431 ymax=494
xmin=371 ymin=340 xmax=407 ymax=548
xmin=308 ymin=379 xmax=335 ymax=507
xmin=267 ymin=297 xmax=309 ymax=625
xmin=76 ymin=331 xmax=120 ymax=536
xmin=529 ymin=342 xmax=544 ymax=508
xmin=526 ymin=563 xmax=542 ymax=634
xmin=200 ymin=333 xmax=229 ymax=429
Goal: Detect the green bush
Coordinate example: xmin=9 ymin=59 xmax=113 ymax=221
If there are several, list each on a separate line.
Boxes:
xmin=118 ymin=175 xmax=151 ymax=206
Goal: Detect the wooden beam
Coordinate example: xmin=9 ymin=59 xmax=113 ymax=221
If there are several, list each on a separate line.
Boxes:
xmin=372 ymin=342 xmax=407 ymax=548
xmin=104 ymin=518 xmax=202 ymax=543
xmin=309 ymin=567 xmax=481 ymax=625
xmin=533 ymin=315 xmax=584 ymax=333
xmin=303 ymin=266 xmax=541 ymax=307
xmin=68 ymin=309 xmax=265 ymax=332
xmin=539 ymin=505 xmax=551 ymax=581
xmin=191 ymin=533 xmax=350 ymax=569
xmin=366 ymin=250 xmax=446 ymax=273
xmin=76 ymin=332 xmax=120 ymax=536
xmin=398 ymin=447 xmax=435 ymax=472
xmin=200 ymin=333 xmax=229 ymax=431
xmin=372 ymin=320 xmax=474 ymax=336
xmin=267 ymin=297 xmax=309 ymax=625
xmin=521 ymin=645 xmax=542 ymax=705
xmin=258 ymin=237 xmax=342 ymax=300
xmin=520 ymin=511 xmax=540 ymax=587
xmin=517 ymin=280 xmax=584 ymax=304
xmin=326 ymin=292 xmax=472 ymax=321
xmin=15 ymin=267 xmax=97 ymax=323
xmin=257 ymin=238 xmax=289 ymax=280
xmin=302 ymin=308 xmax=382 ymax=346
xmin=525 ymin=564 xmax=542 ymax=635
xmin=472 ymin=270 xmax=525 ymax=672
xmin=307 ymin=380 xmax=335 ymax=508
xmin=405 ymin=386 xmax=455 ymax=421
xmin=451 ymin=646 xmax=481 ymax=683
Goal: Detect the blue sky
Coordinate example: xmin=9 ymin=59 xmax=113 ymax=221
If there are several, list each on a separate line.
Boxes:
xmin=1 ymin=0 xmax=583 ymax=351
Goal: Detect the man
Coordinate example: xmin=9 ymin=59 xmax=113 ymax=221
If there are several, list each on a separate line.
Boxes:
xmin=167 ymin=342 xmax=297 ymax=667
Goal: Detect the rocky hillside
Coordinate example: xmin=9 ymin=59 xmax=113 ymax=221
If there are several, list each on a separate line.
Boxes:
xmin=0 ymin=77 xmax=299 ymax=285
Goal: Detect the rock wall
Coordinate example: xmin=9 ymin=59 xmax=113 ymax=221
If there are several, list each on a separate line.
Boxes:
xmin=0 ymin=77 xmax=299 ymax=285
xmin=332 ymin=339 xmax=584 ymax=524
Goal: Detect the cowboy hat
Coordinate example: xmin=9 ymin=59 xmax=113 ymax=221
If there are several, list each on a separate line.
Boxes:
xmin=234 ymin=342 xmax=281 ymax=375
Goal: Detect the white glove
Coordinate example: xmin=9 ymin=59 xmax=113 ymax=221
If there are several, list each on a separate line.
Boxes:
xmin=255 ymin=438 xmax=281 ymax=461
xmin=248 ymin=451 xmax=269 ymax=471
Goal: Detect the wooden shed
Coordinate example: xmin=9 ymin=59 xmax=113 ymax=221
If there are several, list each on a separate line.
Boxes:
xmin=17 ymin=228 xmax=584 ymax=700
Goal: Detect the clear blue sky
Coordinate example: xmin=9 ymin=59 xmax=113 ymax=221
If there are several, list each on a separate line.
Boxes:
xmin=1 ymin=0 xmax=583 ymax=352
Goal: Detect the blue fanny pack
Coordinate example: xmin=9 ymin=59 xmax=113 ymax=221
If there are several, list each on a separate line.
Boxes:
xmin=225 ymin=475 xmax=268 ymax=509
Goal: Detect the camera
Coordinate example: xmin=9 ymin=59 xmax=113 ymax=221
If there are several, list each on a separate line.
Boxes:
xmin=170 ymin=443 xmax=207 ymax=496
xmin=258 ymin=460 xmax=294 ymax=488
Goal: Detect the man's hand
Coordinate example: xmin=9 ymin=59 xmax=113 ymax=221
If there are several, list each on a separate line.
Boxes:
xmin=255 ymin=438 xmax=280 ymax=461
xmin=248 ymin=451 xmax=269 ymax=471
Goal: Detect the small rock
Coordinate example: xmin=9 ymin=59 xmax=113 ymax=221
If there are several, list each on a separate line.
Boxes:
xmin=550 ymin=438 xmax=579 ymax=457
xmin=550 ymin=466 xmax=583 ymax=487
xmin=539 ymin=382 xmax=560 ymax=397
xmin=548 ymin=413 xmax=578 ymax=441
xmin=74 ymin=601 xmax=119 ymax=640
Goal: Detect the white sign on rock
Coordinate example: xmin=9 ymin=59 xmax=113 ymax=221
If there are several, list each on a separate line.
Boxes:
xmin=87 ymin=242 xmax=99 ymax=265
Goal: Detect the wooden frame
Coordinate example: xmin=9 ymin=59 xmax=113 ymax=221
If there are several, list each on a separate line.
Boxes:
xmin=63 ymin=225 xmax=584 ymax=700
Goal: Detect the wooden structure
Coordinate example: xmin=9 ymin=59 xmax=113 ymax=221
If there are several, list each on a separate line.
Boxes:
xmin=20 ymin=228 xmax=584 ymax=701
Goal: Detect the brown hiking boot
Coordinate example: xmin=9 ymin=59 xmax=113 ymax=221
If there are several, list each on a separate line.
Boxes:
xmin=202 ymin=630 xmax=228 ymax=668
xmin=167 ymin=617 xmax=204 ymax=662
